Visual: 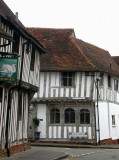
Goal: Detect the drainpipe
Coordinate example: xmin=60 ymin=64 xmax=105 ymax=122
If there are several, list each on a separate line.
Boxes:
xmin=94 ymin=102 xmax=97 ymax=145
xmin=96 ymin=78 xmax=101 ymax=145
xmin=5 ymin=42 xmax=28 ymax=157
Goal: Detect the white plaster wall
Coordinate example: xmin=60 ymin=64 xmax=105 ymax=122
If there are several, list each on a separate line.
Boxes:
xmin=37 ymin=104 xmax=47 ymax=138
xmin=109 ymin=103 xmax=119 ymax=140
xmin=99 ymin=102 xmax=119 ymax=141
xmin=39 ymin=72 xmax=93 ymax=99
xmin=98 ymin=102 xmax=110 ymax=140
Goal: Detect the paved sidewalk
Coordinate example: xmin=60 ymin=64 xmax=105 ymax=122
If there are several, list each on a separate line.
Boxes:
xmin=31 ymin=142 xmax=119 ymax=149
xmin=2 ymin=147 xmax=67 ymax=160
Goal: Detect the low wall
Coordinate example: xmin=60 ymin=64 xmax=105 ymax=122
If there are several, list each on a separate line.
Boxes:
xmin=0 ymin=142 xmax=30 ymax=158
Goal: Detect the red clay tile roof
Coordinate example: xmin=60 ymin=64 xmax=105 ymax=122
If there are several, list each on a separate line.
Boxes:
xmin=26 ymin=28 xmax=119 ymax=76
xmin=112 ymin=56 xmax=119 ymax=66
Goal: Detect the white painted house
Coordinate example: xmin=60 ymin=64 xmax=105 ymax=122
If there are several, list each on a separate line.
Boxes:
xmin=27 ymin=28 xmax=119 ymax=145
xmin=0 ymin=1 xmax=45 ymax=157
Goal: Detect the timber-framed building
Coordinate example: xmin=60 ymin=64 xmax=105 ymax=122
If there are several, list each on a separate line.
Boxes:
xmin=27 ymin=28 xmax=119 ymax=145
xmin=0 ymin=0 xmax=45 ymax=157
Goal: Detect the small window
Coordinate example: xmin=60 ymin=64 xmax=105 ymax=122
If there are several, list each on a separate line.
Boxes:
xmin=112 ymin=115 xmax=115 ymax=126
xmin=65 ymin=108 xmax=75 ymax=123
xmin=30 ymin=45 xmax=35 ymax=71
xmin=50 ymin=108 xmax=60 ymax=124
xmin=12 ymin=31 xmax=20 ymax=53
xmin=114 ymin=79 xmax=118 ymax=91
xmin=61 ymin=72 xmax=75 ymax=87
xmin=0 ymin=87 xmax=3 ymax=102
xmin=108 ymin=75 xmax=111 ymax=88
xmin=80 ymin=109 xmax=90 ymax=124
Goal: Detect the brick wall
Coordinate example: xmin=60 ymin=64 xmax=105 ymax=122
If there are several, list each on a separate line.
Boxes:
xmin=100 ymin=138 xmax=119 ymax=145
xmin=0 ymin=142 xmax=30 ymax=158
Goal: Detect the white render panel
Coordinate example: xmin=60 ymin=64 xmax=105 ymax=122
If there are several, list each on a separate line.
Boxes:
xmin=45 ymin=72 xmax=50 ymax=97
xmin=75 ymin=72 xmax=80 ymax=97
xmin=71 ymin=88 xmax=74 ymax=97
xmin=109 ymin=103 xmax=119 ymax=140
xmin=60 ymin=88 xmax=64 ymax=97
xmin=86 ymin=76 xmax=91 ymax=97
xmin=98 ymin=102 xmax=110 ymax=141
xmin=51 ymin=72 xmax=56 ymax=87
xmin=53 ymin=126 xmax=56 ymax=138
xmin=39 ymin=72 xmax=45 ymax=97
xmin=81 ymin=72 xmax=85 ymax=97
xmin=49 ymin=126 xmax=52 ymax=138
xmin=64 ymin=126 xmax=67 ymax=138
xmin=37 ymin=104 xmax=47 ymax=138
xmin=88 ymin=127 xmax=92 ymax=139
xmin=98 ymin=102 xmax=119 ymax=141
xmin=58 ymin=126 xmax=61 ymax=138
xmin=65 ymin=88 xmax=69 ymax=97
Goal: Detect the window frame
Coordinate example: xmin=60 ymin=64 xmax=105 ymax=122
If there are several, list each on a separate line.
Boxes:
xmin=80 ymin=109 xmax=90 ymax=124
xmin=61 ymin=72 xmax=75 ymax=87
xmin=112 ymin=115 xmax=116 ymax=126
xmin=50 ymin=108 xmax=60 ymax=124
xmin=65 ymin=108 xmax=75 ymax=124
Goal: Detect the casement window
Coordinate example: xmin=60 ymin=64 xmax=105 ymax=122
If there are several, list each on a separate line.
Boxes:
xmin=65 ymin=108 xmax=75 ymax=123
xmin=50 ymin=108 xmax=60 ymax=124
xmin=108 ymin=75 xmax=111 ymax=88
xmin=30 ymin=45 xmax=35 ymax=71
xmin=0 ymin=87 xmax=3 ymax=103
xmin=112 ymin=115 xmax=115 ymax=126
xmin=61 ymin=72 xmax=75 ymax=87
xmin=12 ymin=31 xmax=20 ymax=53
xmin=80 ymin=109 xmax=90 ymax=124
xmin=114 ymin=79 xmax=118 ymax=91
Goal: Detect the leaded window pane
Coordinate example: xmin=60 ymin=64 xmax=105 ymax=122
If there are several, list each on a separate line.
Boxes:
xmin=80 ymin=109 xmax=90 ymax=124
xmin=65 ymin=108 xmax=75 ymax=123
xmin=50 ymin=108 xmax=60 ymax=124
xmin=61 ymin=72 xmax=75 ymax=86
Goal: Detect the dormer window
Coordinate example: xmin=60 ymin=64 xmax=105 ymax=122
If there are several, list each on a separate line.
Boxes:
xmin=61 ymin=72 xmax=75 ymax=87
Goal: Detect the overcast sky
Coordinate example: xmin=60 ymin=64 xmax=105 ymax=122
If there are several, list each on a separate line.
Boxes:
xmin=4 ymin=0 xmax=119 ymax=56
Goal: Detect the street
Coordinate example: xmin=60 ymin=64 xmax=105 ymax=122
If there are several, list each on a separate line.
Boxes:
xmin=61 ymin=148 xmax=119 ymax=160
xmin=2 ymin=146 xmax=119 ymax=160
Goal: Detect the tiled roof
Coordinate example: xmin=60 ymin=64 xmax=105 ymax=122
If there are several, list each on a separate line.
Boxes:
xmin=0 ymin=0 xmax=25 ymax=28
xmin=112 ymin=56 xmax=119 ymax=66
xmin=0 ymin=0 xmax=45 ymax=53
xmin=26 ymin=27 xmax=119 ymax=76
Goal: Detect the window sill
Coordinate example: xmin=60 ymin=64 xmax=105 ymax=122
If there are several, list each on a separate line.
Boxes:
xmin=112 ymin=125 xmax=116 ymax=127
